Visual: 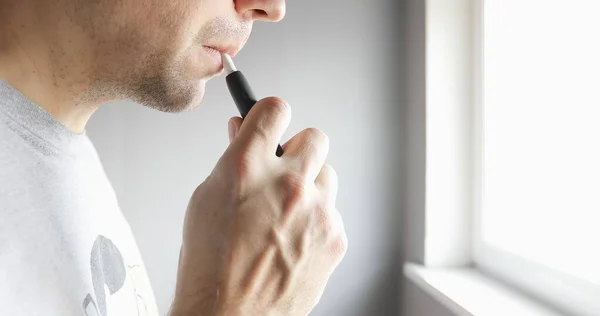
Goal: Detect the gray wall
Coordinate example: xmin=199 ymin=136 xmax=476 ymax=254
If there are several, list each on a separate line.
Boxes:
xmin=88 ymin=0 xmax=405 ymax=315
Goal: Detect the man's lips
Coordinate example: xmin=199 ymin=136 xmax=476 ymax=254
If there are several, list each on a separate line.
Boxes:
xmin=203 ymin=46 xmax=224 ymax=67
xmin=205 ymin=45 xmax=240 ymax=57
xmin=203 ymin=45 xmax=242 ymax=69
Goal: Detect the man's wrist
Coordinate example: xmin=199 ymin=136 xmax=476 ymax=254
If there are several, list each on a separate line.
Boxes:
xmin=169 ymin=297 xmax=242 ymax=316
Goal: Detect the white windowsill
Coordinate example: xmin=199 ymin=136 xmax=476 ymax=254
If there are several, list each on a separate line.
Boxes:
xmin=403 ymin=263 xmax=564 ymax=316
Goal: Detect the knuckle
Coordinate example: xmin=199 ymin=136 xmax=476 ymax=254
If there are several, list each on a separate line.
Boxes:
xmin=281 ymin=172 xmax=305 ymax=192
xmin=261 ymin=97 xmax=290 ymax=116
xmin=304 ymin=127 xmax=329 ymax=146
xmin=280 ymin=172 xmax=306 ymax=210
xmin=253 ymin=97 xmax=291 ymax=143
xmin=317 ymin=164 xmax=338 ymax=194
xmin=330 ymin=233 xmax=348 ymax=259
xmin=321 ymin=209 xmax=346 ymax=258
xmin=321 ymin=164 xmax=337 ymax=180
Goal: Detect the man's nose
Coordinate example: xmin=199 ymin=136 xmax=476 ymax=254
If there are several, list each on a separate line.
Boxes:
xmin=235 ymin=0 xmax=286 ymax=22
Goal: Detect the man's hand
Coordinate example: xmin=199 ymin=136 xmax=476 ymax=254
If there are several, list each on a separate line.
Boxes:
xmin=170 ymin=97 xmax=347 ymax=316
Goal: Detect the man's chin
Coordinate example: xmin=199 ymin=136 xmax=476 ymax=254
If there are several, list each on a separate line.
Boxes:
xmin=134 ymin=79 xmax=206 ymax=113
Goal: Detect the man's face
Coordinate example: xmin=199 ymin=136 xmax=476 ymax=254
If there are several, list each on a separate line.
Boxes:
xmin=77 ymin=0 xmax=285 ymax=112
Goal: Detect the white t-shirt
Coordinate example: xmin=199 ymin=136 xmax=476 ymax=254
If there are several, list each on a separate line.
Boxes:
xmin=0 ymin=80 xmax=159 ymax=316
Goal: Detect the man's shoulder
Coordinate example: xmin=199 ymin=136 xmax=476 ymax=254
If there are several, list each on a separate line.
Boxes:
xmin=0 ymin=116 xmax=44 ymax=201
xmin=0 ymin=112 xmax=47 ymax=166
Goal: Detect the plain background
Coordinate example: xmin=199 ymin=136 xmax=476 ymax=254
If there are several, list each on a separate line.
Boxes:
xmin=87 ymin=0 xmax=454 ymax=315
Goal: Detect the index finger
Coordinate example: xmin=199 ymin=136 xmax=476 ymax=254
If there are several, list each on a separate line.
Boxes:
xmin=233 ymin=97 xmax=291 ymax=157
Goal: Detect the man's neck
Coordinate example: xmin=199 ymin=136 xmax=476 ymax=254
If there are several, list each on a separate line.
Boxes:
xmin=0 ymin=2 xmax=105 ymax=133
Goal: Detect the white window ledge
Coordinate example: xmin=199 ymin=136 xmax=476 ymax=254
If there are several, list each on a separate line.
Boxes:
xmin=403 ymin=263 xmax=564 ymax=316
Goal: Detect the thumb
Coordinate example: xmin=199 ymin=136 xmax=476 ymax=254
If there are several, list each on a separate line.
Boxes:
xmin=228 ymin=116 xmax=243 ymax=144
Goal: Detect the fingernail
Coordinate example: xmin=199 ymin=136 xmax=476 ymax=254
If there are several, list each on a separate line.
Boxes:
xmin=228 ymin=120 xmax=236 ymax=143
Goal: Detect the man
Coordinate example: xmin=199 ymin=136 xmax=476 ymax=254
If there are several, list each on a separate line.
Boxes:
xmin=0 ymin=0 xmax=348 ymax=315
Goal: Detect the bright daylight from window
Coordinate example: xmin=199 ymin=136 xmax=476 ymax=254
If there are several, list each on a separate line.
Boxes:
xmin=482 ymin=0 xmax=600 ymax=286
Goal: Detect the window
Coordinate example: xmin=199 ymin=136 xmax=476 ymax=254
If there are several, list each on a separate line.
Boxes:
xmin=474 ymin=1 xmax=600 ymax=315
